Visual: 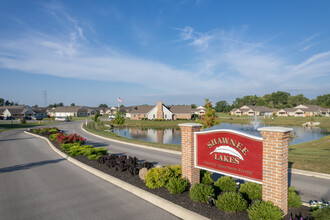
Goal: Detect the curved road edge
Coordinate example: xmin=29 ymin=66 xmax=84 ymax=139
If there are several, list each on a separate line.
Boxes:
xmin=80 ymin=123 xmax=330 ymax=181
xmin=24 ymin=131 xmax=208 ymax=220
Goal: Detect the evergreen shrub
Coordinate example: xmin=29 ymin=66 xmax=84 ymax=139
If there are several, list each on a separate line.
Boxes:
xmin=247 ymin=200 xmax=282 ymax=220
xmin=311 ymin=207 xmax=330 ymax=220
xmin=166 ymin=177 xmax=188 ymax=194
xmin=288 ymin=186 xmax=302 ymax=207
xmin=238 ymin=182 xmax=262 ymax=200
xmin=145 ymin=165 xmax=182 ymax=189
xmin=201 ymin=170 xmax=213 ymax=185
xmin=189 ymin=183 xmax=215 ymax=203
xmin=216 ymin=192 xmax=248 ymax=213
xmin=214 ymin=176 xmax=236 ymax=192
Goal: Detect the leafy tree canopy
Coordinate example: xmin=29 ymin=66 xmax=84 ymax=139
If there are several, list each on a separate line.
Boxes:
xmin=98 ymin=104 xmax=108 ymax=108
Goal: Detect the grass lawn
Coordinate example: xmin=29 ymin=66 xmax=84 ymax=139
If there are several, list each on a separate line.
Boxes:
xmin=289 ymin=135 xmax=330 ymax=174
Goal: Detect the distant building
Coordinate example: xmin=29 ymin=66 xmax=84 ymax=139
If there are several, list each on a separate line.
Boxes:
xmin=50 ymin=106 xmax=96 ymax=117
xmin=276 ymin=105 xmax=330 ymax=117
xmin=230 ymin=105 xmax=274 ymax=116
xmin=126 ymin=101 xmax=192 ymax=120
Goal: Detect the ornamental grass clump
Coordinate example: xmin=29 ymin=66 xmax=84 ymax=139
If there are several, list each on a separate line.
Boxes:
xmin=189 ymin=183 xmax=215 ymax=203
xmin=247 ymin=200 xmax=283 ymax=220
xmin=311 ymin=206 xmax=330 ymax=220
xmin=216 ymin=192 xmax=248 ymax=213
xmin=214 ymin=176 xmax=236 ymax=192
xmin=238 ymin=182 xmax=262 ymax=201
xmin=288 ymin=186 xmax=302 ymax=208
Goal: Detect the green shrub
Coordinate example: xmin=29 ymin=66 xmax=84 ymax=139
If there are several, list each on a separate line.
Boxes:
xmin=201 ymin=170 xmax=213 ymax=185
xmin=48 ymin=128 xmax=59 ymax=134
xmin=20 ymin=118 xmax=26 ymax=124
xmin=83 ymin=147 xmax=107 ymax=160
xmin=67 ymin=145 xmax=93 ymax=157
xmin=247 ymin=200 xmax=282 ymax=220
xmin=288 ymin=186 xmax=302 ymax=208
xmin=32 ymin=128 xmax=41 ymax=133
xmin=189 ymin=183 xmax=215 ymax=203
xmin=49 ymin=133 xmax=59 ymax=142
xmin=61 ymin=143 xmax=80 ymax=152
xmin=214 ymin=176 xmax=236 ymax=192
xmin=216 ymin=192 xmax=248 ymax=212
xmin=166 ymin=177 xmax=188 ymax=194
xmin=238 ymin=182 xmax=262 ymax=200
xmin=145 ymin=165 xmax=182 ymax=189
xmin=311 ymin=207 xmax=330 ymax=220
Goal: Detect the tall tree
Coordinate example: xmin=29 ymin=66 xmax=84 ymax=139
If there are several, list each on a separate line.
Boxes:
xmin=191 ymin=104 xmax=197 ymax=109
xmin=71 ymin=103 xmax=75 ymax=106
xmin=215 ymin=100 xmax=229 ymax=112
xmin=0 ymin=98 xmax=4 ymax=106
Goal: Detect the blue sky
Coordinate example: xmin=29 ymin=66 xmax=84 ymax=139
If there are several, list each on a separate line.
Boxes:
xmin=0 ymin=0 xmax=329 ymax=107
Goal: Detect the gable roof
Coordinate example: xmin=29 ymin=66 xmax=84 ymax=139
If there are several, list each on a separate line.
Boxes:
xmin=128 ymin=105 xmax=154 ymax=114
xmin=166 ymin=105 xmax=192 ymax=114
xmin=53 ymin=106 xmax=87 ymax=113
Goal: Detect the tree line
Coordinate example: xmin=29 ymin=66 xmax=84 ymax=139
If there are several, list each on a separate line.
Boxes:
xmin=213 ymin=92 xmax=330 ymax=113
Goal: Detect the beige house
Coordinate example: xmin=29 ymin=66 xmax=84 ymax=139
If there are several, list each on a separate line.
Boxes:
xmin=230 ymin=105 xmax=274 ymax=116
xmin=126 ymin=101 xmax=192 ymax=120
xmin=277 ymin=105 xmax=330 ymax=117
xmin=50 ymin=106 xmax=96 ymax=117
xmin=193 ymin=106 xmax=206 ymax=116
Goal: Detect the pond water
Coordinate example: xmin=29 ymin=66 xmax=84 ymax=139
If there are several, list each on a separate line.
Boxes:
xmin=113 ymin=123 xmax=330 ymax=145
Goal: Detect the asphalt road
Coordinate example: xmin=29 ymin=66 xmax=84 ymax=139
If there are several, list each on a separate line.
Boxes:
xmin=56 ymin=121 xmax=330 ymax=203
xmin=0 ymin=129 xmax=179 ymax=220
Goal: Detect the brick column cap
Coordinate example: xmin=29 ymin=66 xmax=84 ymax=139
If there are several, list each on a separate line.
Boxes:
xmin=178 ymin=123 xmax=203 ymax=127
xmin=257 ymin=126 xmax=293 ymax=133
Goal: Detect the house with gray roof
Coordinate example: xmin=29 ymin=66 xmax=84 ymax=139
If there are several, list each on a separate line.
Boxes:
xmin=277 ymin=104 xmax=330 ymax=117
xmin=230 ymin=105 xmax=274 ymax=116
xmin=50 ymin=106 xmax=96 ymax=117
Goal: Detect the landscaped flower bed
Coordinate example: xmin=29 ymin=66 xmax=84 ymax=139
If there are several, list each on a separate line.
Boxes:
xmin=28 ymin=127 xmax=314 ymax=220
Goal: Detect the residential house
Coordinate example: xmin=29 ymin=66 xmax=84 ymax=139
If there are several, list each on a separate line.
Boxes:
xmin=230 ymin=105 xmax=274 ymax=116
xmin=50 ymin=106 xmax=96 ymax=117
xmin=32 ymin=107 xmax=48 ymax=119
xmin=3 ymin=108 xmax=36 ymax=119
xmin=277 ymin=105 xmax=330 ymax=117
xmin=193 ymin=106 xmax=206 ymax=116
xmin=126 ymin=101 xmax=192 ymax=120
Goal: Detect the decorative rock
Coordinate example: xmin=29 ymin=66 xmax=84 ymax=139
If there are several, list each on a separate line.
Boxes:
xmin=139 ymin=168 xmax=148 ymax=181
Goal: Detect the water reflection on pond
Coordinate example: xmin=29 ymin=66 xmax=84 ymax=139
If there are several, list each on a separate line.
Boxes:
xmin=113 ymin=123 xmax=329 ymax=145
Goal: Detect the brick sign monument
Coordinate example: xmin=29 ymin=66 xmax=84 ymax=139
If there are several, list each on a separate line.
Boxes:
xmin=179 ymin=123 xmax=292 ymax=215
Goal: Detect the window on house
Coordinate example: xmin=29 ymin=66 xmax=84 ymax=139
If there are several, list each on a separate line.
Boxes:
xmin=134 ymin=114 xmax=136 ymax=117
xmin=153 ymin=114 xmax=155 ymax=118
xmin=165 ymin=114 xmax=167 ymax=119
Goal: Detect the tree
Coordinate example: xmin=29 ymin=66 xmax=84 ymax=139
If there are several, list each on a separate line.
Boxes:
xmin=0 ymin=98 xmax=4 ymax=106
xmin=288 ymin=94 xmax=310 ymax=107
xmin=198 ymin=98 xmax=220 ymax=129
xmin=98 ymin=104 xmax=108 ymax=108
xmin=32 ymin=105 xmax=38 ymax=108
xmin=71 ymin=103 xmax=75 ymax=106
xmin=215 ymin=100 xmax=229 ymax=112
xmin=265 ymin=91 xmax=290 ymax=109
xmin=191 ymin=104 xmax=197 ymax=109
xmin=313 ymin=94 xmax=330 ymax=107
xmin=113 ymin=111 xmax=125 ymax=126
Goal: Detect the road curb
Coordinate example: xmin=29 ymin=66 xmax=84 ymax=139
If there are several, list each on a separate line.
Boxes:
xmin=24 ymin=131 xmax=209 ymax=220
xmin=289 ymin=168 xmax=330 ymax=180
xmin=80 ymin=123 xmax=182 ymax=155
xmin=80 ymin=123 xmax=330 ymax=180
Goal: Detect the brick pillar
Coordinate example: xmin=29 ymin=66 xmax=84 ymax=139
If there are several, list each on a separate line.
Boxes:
xmin=179 ymin=123 xmax=202 ymax=187
xmin=257 ymin=127 xmax=293 ymax=216
xmin=156 ymin=101 xmax=163 ymax=119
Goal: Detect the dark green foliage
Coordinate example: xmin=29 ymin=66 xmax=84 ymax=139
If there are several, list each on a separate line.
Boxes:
xmin=166 ymin=177 xmax=188 ymax=194
xmin=145 ymin=165 xmax=182 ymax=189
xmin=92 ymin=113 xmax=100 ymax=122
xmin=216 ymin=192 xmax=248 ymax=213
xmin=189 ymin=183 xmax=215 ymax=203
xmin=238 ymin=182 xmax=262 ymax=200
xmin=247 ymin=200 xmax=283 ymax=220
xmin=288 ymin=186 xmax=302 ymax=208
xmin=201 ymin=170 xmax=213 ymax=185
xmin=311 ymin=207 xmax=330 ymax=220
xmin=214 ymin=176 xmax=236 ymax=192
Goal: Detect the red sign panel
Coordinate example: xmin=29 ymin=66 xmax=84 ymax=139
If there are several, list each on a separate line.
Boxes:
xmin=195 ymin=129 xmax=263 ymax=183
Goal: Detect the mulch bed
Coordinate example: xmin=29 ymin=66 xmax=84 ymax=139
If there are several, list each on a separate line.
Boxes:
xmin=32 ymin=131 xmax=312 ymax=220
